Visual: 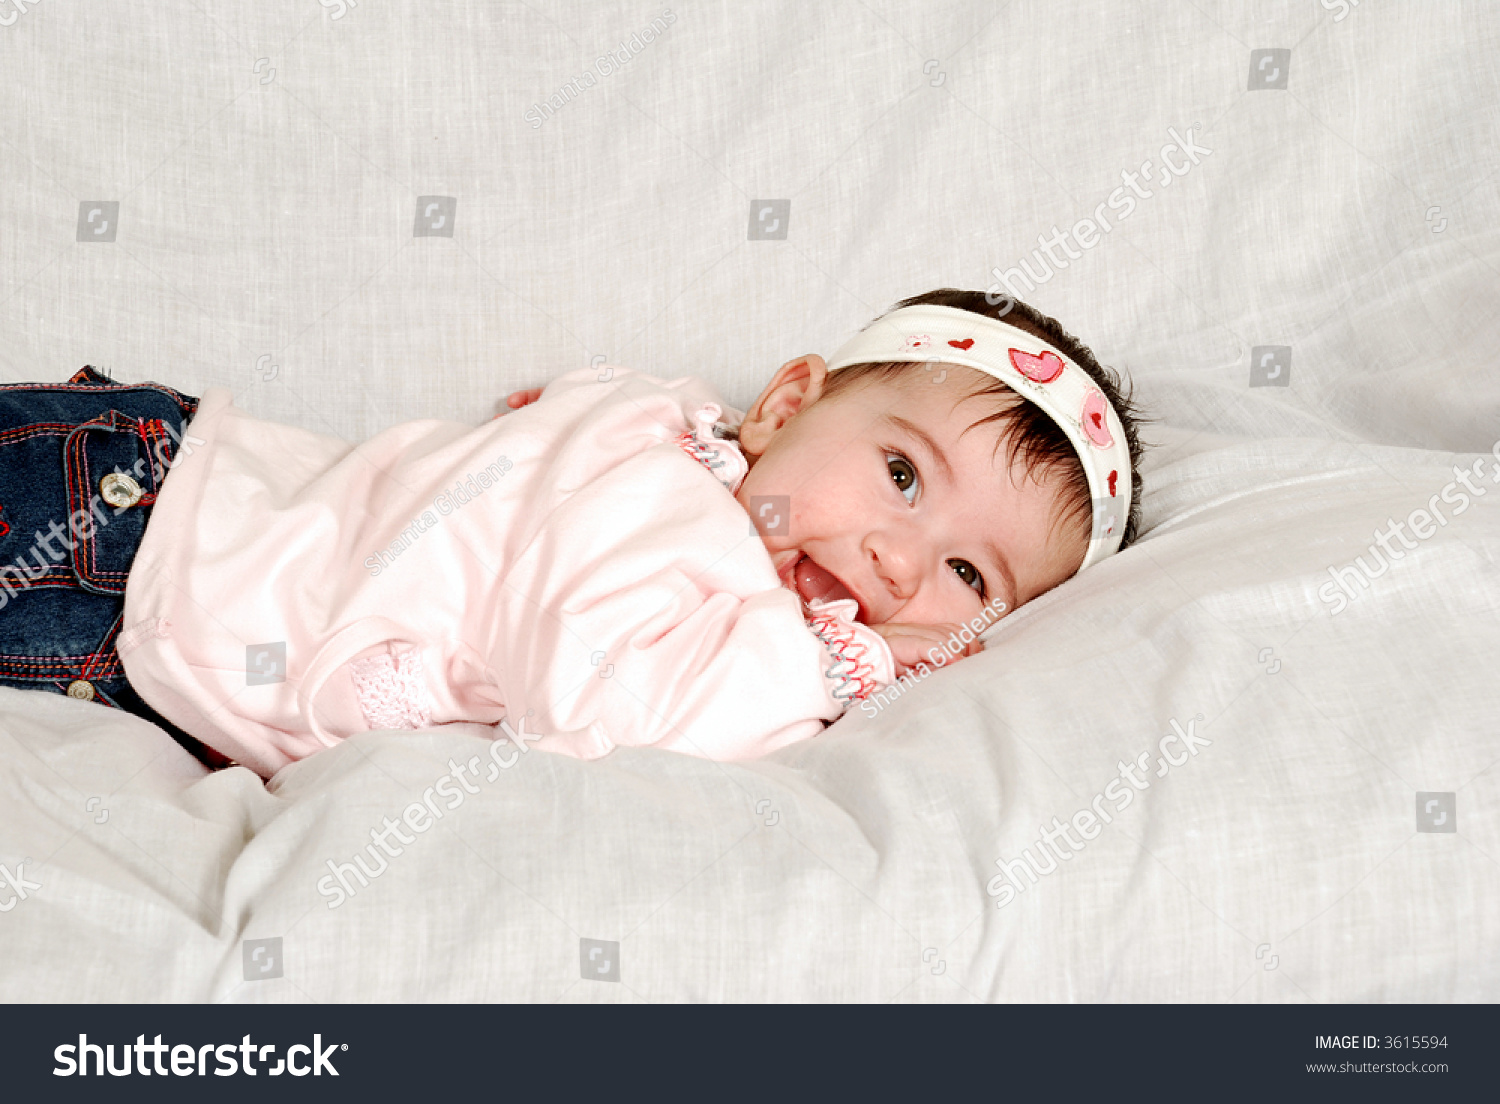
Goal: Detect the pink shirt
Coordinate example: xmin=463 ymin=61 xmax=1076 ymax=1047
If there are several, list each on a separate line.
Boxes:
xmin=118 ymin=366 xmax=894 ymax=777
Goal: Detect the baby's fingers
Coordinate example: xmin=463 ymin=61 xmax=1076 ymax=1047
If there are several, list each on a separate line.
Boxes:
xmin=505 ymin=387 xmax=544 ymax=409
xmin=869 ymin=622 xmax=981 ymax=676
xmin=935 ymin=623 xmax=984 ymax=660
xmin=902 ymin=624 xmax=982 ymax=669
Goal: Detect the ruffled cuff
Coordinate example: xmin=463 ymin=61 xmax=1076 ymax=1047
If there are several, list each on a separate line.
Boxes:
xmin=802 ymin=597 xmax=896 ymax=710
xmin=673 ymin=402 xmax=748 ymax=494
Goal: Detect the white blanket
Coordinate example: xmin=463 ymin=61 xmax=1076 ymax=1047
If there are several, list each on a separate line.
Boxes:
xmin=1 ymin=0 xmax=1496 ymax=1001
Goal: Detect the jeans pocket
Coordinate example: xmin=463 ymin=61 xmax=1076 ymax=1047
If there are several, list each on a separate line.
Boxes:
xmin=63 ymin=409 xmax=182 ymax=595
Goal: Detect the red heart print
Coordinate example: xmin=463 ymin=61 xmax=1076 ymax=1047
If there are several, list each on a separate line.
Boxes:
xmin=1108 ymin=469 xmax=1118 ymax=496
xmin=1009 ymin=348 xmax=1064 ymax=383
xmin=1081 ymin=389 xmax=1113 ymax=447
xmin=948 ymin=338 xmax=974 ymax=350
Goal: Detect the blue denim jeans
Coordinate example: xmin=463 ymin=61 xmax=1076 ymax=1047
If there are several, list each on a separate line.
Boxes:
xmin=0 ymin=366 xmax=231 ymax=769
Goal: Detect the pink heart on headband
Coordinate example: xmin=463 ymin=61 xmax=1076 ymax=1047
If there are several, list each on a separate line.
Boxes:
xmin=948 ymin=338 xmax=974 ymax=350
xmin=1082 ymin=390 xmax=1113 ymax=448
xmin=1009 ymin=348 xmax=1064 ymax=383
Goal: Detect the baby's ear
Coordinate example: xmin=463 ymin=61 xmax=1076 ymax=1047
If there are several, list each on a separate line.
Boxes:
xmin=738 ymin=354 xmax=827 ymax=458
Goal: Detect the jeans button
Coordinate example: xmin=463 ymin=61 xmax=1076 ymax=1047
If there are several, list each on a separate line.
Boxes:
xmin=99 ymin=472 xmax=144 ymax=508
xmin=66 ymin=679 xmax=96 ymax=701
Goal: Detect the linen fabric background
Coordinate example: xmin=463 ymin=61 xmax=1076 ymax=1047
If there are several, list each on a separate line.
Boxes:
xmin=0 ymin=0 xmax=1496 ymax=1001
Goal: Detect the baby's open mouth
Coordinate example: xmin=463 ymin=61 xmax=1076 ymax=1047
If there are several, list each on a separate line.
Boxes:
xmin=783 ymin=552 xmax=865 ymax=622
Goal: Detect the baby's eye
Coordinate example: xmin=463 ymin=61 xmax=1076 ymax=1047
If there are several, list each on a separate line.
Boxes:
xmin=887 ymin=453 xmax=919 ymax=504
xmin=948 ymin=558 xmax=987 ymax=598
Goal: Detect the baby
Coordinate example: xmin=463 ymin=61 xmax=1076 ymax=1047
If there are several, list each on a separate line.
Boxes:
xmin=0 ymin=288 xmax=1145 ymax=777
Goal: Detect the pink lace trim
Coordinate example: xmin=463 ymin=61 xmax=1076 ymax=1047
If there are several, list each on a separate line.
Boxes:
xmin=672 ymin=404 xmax=747 ymax=493
xmin=349 ymin=648 xmax=434 ymax=731
xmin=674 ymin=430 xmax=726 ymax=476
xmin=804 ymin=607 xmax=881 ymax=704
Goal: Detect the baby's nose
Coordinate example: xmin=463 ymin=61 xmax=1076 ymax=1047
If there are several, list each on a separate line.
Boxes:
xmin=868 ymin=538 xmax=921 ymax=599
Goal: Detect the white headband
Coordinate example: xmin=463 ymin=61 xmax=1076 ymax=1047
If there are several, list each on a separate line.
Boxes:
xmin=824 ymin=304 xmax=1131 ymax=571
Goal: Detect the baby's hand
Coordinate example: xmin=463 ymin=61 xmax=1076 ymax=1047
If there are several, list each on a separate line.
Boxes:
xmin=866 ymin=621 xmax=982 ymax=678
xmin=496 ymin=387 xmax=544 ymax=417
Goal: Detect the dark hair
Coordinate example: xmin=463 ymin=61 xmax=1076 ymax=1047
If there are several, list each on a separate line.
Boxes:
xmin=818 ymin=288 xmax=1152 ymax=552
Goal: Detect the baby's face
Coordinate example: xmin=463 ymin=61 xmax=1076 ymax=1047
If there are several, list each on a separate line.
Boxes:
xmin=735 ymin=356 xmax=1087 ymax=628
